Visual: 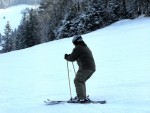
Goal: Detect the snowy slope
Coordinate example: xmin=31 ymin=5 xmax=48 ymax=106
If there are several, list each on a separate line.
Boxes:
xmin=0 ymin=4 xmax=38 ymax=35
xmin=0 ymin=17 xmax=150 ymax=113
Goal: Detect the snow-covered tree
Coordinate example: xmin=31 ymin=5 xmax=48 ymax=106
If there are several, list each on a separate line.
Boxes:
xmin=39 ymin=0 xmax=71 ymax=40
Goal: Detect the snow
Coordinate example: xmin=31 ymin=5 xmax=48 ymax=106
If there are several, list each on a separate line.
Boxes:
xmin=0 ymin=16 xmax=150 ymax=113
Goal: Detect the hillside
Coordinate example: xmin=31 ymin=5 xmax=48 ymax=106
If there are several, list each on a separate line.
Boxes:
xmin=0 ymin=17 xmax=150 ymax=113
xmin=0 ymin=4 xmax=38 ymax=35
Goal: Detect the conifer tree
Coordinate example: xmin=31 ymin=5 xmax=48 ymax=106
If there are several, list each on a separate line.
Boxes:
xmin=25 ymin=9 xmax=40 ymax=47
xmin=16 ymin=8 xmax=40 ymax=49
xmin=2 ymin=21 xmax=13 ymax=52
xmin=15 ymin=11 xmax=28 ymax=50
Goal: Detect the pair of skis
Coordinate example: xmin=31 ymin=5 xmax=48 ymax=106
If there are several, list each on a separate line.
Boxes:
xmin=44 ymin=99 xmax=106 ymax=105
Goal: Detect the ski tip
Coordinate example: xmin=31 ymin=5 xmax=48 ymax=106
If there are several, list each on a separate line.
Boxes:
xmin=100 ymin=100 xmax=106 ymax=104
xmin=89 ymin=100 xmax=106 ymax=104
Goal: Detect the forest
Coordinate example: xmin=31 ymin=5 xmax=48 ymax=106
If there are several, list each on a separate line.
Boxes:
xmin=0 ymin=0 xmax=150 ymax=53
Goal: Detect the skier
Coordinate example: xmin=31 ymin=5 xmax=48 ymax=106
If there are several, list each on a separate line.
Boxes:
xmin=64 ymin=35 xmax=96 ymax=103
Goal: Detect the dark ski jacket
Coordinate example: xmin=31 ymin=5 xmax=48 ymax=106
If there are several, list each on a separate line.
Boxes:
xmin=66 ymin=42 xmax=96 ymax=71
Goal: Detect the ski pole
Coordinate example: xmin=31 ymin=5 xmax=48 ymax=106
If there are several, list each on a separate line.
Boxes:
xmin=72 ymin=62 xmax=76 ymax=76
xmin=67 ymin=61 xmax=72 ymax=99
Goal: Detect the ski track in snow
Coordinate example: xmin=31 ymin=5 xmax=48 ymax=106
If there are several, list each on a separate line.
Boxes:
xmin=0 ymin=5 xmax=150 ymax=113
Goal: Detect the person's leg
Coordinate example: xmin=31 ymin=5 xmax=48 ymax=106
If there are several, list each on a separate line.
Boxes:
xmin=74 ymin=69 xmax=95 ymax=99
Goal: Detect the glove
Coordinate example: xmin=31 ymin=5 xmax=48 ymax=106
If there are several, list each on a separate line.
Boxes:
xmin=64 ymin=54 xmax=69 ymax=59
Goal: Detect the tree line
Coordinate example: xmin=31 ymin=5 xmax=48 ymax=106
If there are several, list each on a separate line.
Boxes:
xmin=0 ymin=0 xmax=150 ymax=53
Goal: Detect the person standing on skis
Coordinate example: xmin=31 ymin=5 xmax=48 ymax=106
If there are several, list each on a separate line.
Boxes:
xmin=64 ymin=35 xmax=96 ymax=103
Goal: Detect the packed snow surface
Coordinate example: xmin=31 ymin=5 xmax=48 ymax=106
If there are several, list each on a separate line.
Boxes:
xmin=0 ymin=7 xmax=150 ymax=113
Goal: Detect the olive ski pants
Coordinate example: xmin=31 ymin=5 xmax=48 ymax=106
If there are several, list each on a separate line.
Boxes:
xmin=74 ymin=69 xmax=95 ymax=99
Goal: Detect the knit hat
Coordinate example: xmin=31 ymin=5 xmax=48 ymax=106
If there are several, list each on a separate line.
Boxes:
xmin=72 ymin=35 xmax=83 ymax=43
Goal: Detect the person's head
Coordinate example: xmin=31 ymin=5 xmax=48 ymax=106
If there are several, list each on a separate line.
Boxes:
xmin=72 ymin=35 xmax=83 ymax=45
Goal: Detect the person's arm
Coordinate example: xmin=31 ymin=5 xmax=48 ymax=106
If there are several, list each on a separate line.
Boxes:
xmin=65 ymin=47 xmax=80 ymax=62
